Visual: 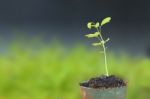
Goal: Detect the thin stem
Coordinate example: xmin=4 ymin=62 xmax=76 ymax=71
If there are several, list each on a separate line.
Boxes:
xmin=96 ymin=27 xmax=109 ymax=76
xmin=102 ymin=43 xmax=109 ymax=76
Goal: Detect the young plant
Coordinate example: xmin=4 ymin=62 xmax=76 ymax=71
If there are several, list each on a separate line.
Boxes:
xmin=85 ymin=17 xmax=111 ymax=76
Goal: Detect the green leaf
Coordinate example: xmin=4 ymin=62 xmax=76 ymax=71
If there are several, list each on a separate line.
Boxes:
xmin=85 ymin=32 xmax=100 ymax=38
xmin=87 ymin=22 xmax=100 ymax=29
xmin=92 ymin=42 xmax=102 ymax=46
xmin=87 ymin=22 xmax=93 ymax=29
xmin=95 ymin=22 xmax=100 ymax=28
xmin=101 ymin=17 xmax=111 ymax=26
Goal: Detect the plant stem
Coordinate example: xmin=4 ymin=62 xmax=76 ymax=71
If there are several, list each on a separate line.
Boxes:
xmin=96 ymin=27 xmax=109 ymax=76
xmin=102 ymin=43 xmax=109 ymax=76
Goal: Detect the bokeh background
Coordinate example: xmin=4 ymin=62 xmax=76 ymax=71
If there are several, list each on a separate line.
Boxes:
xmin=0 ymin=0 xmax=150 ymax=99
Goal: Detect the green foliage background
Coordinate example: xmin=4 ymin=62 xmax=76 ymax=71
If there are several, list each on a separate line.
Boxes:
xmin=0 ymin=40 xmax=150 ymax=99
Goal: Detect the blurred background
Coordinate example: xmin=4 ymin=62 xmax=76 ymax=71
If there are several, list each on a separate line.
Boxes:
xmin=0 ymin=0 xmax=150 ymax=99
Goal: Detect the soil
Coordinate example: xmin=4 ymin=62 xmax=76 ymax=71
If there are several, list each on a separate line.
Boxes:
xmin=80 ymin=75 xmax=127 ymax=89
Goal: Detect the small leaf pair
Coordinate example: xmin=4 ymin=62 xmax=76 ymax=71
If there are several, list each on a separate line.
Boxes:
xmin=87 ymin=22 xmax=99 ymax=29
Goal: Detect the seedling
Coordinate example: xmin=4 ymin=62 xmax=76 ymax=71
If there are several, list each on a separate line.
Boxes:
xmin=80 ymin=17 xmax=127 ymax=99
xmin=85 ymin=17 xmax=111 ymax=76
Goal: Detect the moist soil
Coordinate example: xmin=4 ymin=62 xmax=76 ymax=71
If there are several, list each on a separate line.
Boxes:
xmin=80 ymin=75 xmax=127 ymax=89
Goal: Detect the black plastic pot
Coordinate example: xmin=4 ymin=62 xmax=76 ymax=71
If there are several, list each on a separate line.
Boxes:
xmin=80 ymin=86 xmax=127 ymax=99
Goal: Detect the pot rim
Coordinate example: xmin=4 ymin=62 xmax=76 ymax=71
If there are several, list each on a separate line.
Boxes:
xmin=80 ymin=85 xmax=127 ymax=90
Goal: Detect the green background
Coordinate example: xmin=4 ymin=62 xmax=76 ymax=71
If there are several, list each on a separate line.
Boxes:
xmin=0 ymin=40 xmax=149 ymax=99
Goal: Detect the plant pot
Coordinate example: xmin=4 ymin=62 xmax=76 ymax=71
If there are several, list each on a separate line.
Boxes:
xmin=80 ymin=86 xmax=127 ymax=99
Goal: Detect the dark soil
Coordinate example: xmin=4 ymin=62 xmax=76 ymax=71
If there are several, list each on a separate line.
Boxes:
xmin=80 ymin=75 xmax=127 ymax=89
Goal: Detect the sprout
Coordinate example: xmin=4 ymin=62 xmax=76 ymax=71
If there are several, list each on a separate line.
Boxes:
xmin=85 ymin=17 xmax=111 ymax=76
